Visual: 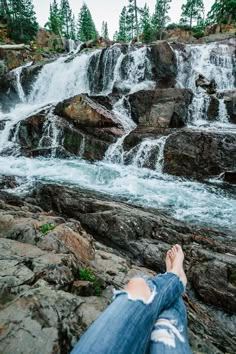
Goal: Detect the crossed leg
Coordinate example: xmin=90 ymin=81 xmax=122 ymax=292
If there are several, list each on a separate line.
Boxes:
xmin=149 ymin=245 xmax=192 ymax=354
xmin=71 ymin=245 xmax=191 ymax=354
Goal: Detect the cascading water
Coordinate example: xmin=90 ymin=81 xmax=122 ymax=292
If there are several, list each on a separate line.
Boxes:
xmin=175 ymin=40 xmax=236 ymax=127
xmin=0 ymin=41 xmax=236 ymax=232
xmin=12 ymin=62 xmax=32 ymax=103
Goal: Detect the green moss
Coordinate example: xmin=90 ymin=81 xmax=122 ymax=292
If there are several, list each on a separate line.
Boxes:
xmin=40 ymin=223 xmax=56 ymax=234
xmin=79 ymin=267 xmax=102 ymax=296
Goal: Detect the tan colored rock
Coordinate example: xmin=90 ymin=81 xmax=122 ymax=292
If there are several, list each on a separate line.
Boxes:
xmin=55 ymin=94 xmax=121 ymax=128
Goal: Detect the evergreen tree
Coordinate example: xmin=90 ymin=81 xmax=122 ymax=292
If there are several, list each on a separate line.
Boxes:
xmin=8 ymin=0 xmax=38 ymax=43
xmin=126 ymin=0 xmax=135 ymax=40
xmin=60 ymin=0 xmax=72 ymax=38
xmin=152 ymin=0 xmax=172 ymax=40
xmin=117 ymin=6 xmax=128 ymax=42
xmin=0 ymin=0 xmax=10 ymax=20
xmin=77 ymin=3 xmax=97 ymax=42
xmin=140 ymin=3 xmax=152 ymax=43
xmin=206 ymin=0 xmax=236 ymax=25
xmin=45 ymin=0 xmax=62 ymax=36
xmin=70 ymin=14 xmax=76 ymax=39
xmin=180 ymin=0 xmax=205 ymax=28
xmin=101 ymin=21 xmax=109 ymax=39
xmin=113 ymin=30 xmax=119 ymax=41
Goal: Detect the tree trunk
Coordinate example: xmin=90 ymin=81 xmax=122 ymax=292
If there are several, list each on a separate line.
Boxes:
xmin=0 ymin=44 xmax=30 ymax=50
xmin=134 ymin=0 xmax=139 ymax=40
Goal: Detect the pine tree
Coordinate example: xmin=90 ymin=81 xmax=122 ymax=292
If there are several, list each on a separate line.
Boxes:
xmin=0 ymin=0 xmax=10 ymax=20
xmin=180 ymin=0 xmax=205 ymax=28
xmin=60 ymin=0 xmax=72 ymax=38
xmin=45 ymin=0 xmax=62 ymax=36
xmin=117 ymin=6 xmax=128 ymax=42
xmin=70 ymin=14 xmax=76 ymax=40
xmin=140 ymin=3 xmax=152 ymax=43
xmin=113 ymin=31 xmax=119 ymax=41
xmin=101 ymin=21 xmax=109 ymax=39
xmin=77 ymin=3 xmax=97 ymax=42
xmin=152 ymin=0 xmax=172 ymax=40
xmin=206 ymin=0 xmax=236 ymax=25
xmin=126 ymin=0 xmax=140 ymax=40
xmin=8 ymin=0 xmax=38 ymax=43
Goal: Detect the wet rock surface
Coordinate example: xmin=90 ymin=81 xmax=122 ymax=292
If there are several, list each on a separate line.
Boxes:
xmin=10 ymin=96 xmax=124 ymax=160
xmin=220 ymin=89 xmax=236 ymax=124
xmin=163 ymin=129 xmax=236 ymax=179
xmin=128 ymin=88 xmax=193 ymax=128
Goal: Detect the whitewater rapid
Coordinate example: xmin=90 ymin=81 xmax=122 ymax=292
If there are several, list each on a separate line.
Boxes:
xmin=0 ymin=41 xmax=236 ymax=232
xmin=1 ymin=155 xmax=236 ymax=232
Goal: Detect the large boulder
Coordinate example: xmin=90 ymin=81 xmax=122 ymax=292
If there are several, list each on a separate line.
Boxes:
xmin=0 ymin=70 xmax=20 ymax=111
xmin=148 ymin=41 xmax=177 ymax=88
xmin=163 ymin=129 xmax=236 ymax=179
xmin=207 ymin=95 xmax=220 ymax=121
xmin=219 ymin=90 xmax=236 ymax=124
xmin=11 ymin=95 xmax=124 ymax=160
xmin=54 ymin=94 xmax=121 ymax=128
xmin=128 ymin=88 xmax=193 ymax=128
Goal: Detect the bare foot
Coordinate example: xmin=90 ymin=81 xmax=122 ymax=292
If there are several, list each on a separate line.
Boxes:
xmin=166 ymin=244 xmax=187 ymax=286
xmin=165 ymin=250 xmax=172 ymax=272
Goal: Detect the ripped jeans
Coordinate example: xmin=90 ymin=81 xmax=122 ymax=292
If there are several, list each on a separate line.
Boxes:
xmin=71 ymin=272 xmax=192 ymax=354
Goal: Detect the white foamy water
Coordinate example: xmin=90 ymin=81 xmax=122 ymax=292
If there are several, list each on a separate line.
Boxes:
xmin=0 ymin=41 xmax=236 ymax=233
xmin=176 ymin=40 xmax=236 ymax=128
xmin=1 ymin=156 xmax=236 ymax=232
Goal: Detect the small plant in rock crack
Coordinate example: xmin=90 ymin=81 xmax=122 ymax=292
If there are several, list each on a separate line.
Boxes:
xmin=79 ymin=268 xmax=102 ymax=296
xmin=40 ymin=223 xmax=56 ymax=234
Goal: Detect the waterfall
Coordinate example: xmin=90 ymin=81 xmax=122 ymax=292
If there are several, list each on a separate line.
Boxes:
xmin=104 ymin=97 xmax=136 ymax=164
xmin=130 ymin=136 xmax=168 ymax=172
xmin=37 ymin=108 xmax=62 ymax=156
xmin=175 ymin=41 xmax=235 ymax=126
xmin=0 ymin=41 xmax=236 ymax=232
xmin=217 ymin=98 xmax=229 ymax=123
xmin=12 ymin=62 xmax=32 ymax=103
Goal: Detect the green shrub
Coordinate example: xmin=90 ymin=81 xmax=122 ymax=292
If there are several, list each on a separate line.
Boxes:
xmin=192 ymin=31 xmax=204 ymax=39
xmin=166 ymin=23 xmax=179 ymax=30
xmin=40 ymin=223 xmax=56 ymax=234
xmin=79 ymin=267 xmax=102 ymax=296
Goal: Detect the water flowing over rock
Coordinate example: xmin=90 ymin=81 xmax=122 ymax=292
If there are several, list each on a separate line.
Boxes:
xmin=0 ymin=36 xmax=236 ymax=354
xmin=11 ymin=96 xmax=124 ymax=160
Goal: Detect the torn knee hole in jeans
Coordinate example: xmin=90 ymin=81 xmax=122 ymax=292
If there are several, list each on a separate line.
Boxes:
xmin=113 ymin=288 xmax=157 ymax=304
xmin=151 ymin=319 xmax=185 ymax=347
xmin=113 ymin=276 xmax=157 ymax=304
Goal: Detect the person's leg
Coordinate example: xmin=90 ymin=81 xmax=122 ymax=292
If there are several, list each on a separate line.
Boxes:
xmin=149 ymin=245 xmax=192 ymax=354
xmin=70 ymin=245 xmax=186 ymax=354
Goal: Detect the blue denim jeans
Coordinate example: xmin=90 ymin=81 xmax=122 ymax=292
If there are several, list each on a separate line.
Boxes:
xmin=71 ymin=272 xmax=192 ymax=354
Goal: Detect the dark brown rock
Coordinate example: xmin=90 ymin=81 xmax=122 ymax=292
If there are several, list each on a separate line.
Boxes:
xmin=72 ymin=280 xmax=95 ymax=296
xmin=220 ymin=90 xmax=236 ymax=124
xmin=148 ymin=41 xmax=177 ymax=88
xmin=128 ymin=88 xmax=193 ymax=128
xmin=207 ymin=96 xmax=220 ymax=121
xmin=163 ymin=129 xmax=236 ymax=179
xmin=196 ymin=73 xmax=217 ymax=94
xmin=223 ymin=171 xmax=236 ymax=184
xmin=11 ymin=99 xmax=123 ymax=161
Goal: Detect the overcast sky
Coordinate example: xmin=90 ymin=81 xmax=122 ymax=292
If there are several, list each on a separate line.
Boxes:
xmin=33 ymin=0 xmax=215 ymax=37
